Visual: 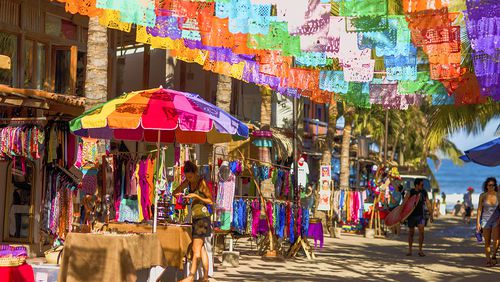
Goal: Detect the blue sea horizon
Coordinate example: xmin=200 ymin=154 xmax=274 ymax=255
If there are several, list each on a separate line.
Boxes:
xmin=429 ymin=159 xmax=499 ymax=195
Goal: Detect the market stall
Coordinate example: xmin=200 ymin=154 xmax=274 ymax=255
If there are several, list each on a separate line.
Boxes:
xmin=50 ymin=87 xmax=250 ymax=280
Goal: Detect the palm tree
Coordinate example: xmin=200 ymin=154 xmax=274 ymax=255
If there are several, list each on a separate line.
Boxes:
xmin=84 ymin=17 xmax=108 ymax=109
xmin=214 ymin=74 xmax=232 ymax=158
xmin=320 ymin=97 xmax=339 ymax=166
xmin=339 ymin=104 xmax=355 ymax=189
xmin=259 ymin=86 xmax=272 ymax=162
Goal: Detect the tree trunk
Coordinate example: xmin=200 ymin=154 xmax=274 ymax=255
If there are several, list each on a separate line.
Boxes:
xmin=378 ymin=139 xmax=383 ymax=161
xmin=339 ymin=110 xmax=354 ymax=190
xmin=259 ymin=87 xmax=272 ymax=163
xmin=214 ymin=74 xmax=232 ymax=159
xmin=399 ymin=143 xmax=405 ymax=166
xmin=84 ymin=17 xmax=108 ymax=109
xmin=390 ymin=132 xmax=401 ymax=162
xmin=321 ymin=99 xmax=338 ymax=166
xmin=216 ymin=75 xmax=232 ymax=112
xmin=260 ymin=87 xmax=272 ymax=130
xmin=320 ymin=98 xmax=338 ymax=235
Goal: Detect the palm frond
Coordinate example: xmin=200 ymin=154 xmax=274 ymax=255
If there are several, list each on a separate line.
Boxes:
xmin=436 ymin=138 xmax=464 ymax=166
xmin=426 ymin=102 xmax=500 ymax=151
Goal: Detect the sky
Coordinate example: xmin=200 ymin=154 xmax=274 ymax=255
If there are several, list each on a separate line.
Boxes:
xmin=448 ymin=117 xmax=499 ymax=152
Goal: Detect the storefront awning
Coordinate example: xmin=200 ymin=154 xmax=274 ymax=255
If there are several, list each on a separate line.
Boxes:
xmin=0 ymin=84 xmax=85 ymax=116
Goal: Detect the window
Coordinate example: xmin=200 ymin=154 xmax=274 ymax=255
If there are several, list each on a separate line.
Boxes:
xmin=76 ymin=51 xmax=86 ymax=96
xmin=303 ymin=101 xmax=310 ymax=118
xmin=3 ymin=160 xmax=34 ymax=242
xmin=316 ymin=104 xmax=323 ymax=121
xmin=0 ymin=32 xmax=18 ymax=86
xmin=24 ymin=40 xmax=34 ymax=87
xmin=54 ymin=49 xmax=71 ymax=94
xmin=24 ymin=40 xmax=49 ymax=90
xmin=45 ymin=15 xmax=78 ymax=41
xmin=35 ymin=43 xmax=48 ymax=90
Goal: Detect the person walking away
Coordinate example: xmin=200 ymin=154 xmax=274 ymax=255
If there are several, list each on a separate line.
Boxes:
xmin=404 ymin=178 xmax=433 ymax=257
xmin=389 ymin=185 xmax=403 ymax=236
xmin=453 ymin=201 xmax=462 ymax=216
xmin=174 ymin=161 xmax=214 ymax=282
xmin=476 ymin=177 xmax=499 ymax=267
xmin=464 ymin=187 xmax=474 ymax=224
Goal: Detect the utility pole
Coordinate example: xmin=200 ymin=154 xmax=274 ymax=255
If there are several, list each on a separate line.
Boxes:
xmin=383 ymin=110 xmax=389 ymax=164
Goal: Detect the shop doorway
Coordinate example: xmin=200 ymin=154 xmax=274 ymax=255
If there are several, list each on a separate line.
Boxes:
xmin=2 ymin=160 xmax=35 ymax=243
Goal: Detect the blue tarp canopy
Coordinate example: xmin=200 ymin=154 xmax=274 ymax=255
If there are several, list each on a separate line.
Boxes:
xmin=459 ymin=137 xmax=500 ymax=167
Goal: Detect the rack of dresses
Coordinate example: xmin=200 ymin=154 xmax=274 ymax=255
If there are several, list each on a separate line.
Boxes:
xmin=230 ymin=197 xmax=309 ymax=245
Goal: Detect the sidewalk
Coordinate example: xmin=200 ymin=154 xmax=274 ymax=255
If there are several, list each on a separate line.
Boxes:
xmin=212 ymin=215 xmax=500 ymax=281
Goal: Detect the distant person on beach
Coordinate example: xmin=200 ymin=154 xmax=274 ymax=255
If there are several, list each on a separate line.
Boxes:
xmin=476 ymin=177 xmax=499 ymax=267
xmin=464 ymin=187 xmax=474 ymax=224
xmin=404 ymin=178 xmax=434 ymax=257
xmin=434 ymin=199 xmax=441 ymax=219
xmin=453 ymin=201 xmax=462 ymax=216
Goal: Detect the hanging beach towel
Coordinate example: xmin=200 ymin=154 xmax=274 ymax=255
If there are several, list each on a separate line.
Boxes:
xmin=118 ymin=168 xmax=139 ymax=222
xmin=80 ymin=166 xmax=98 ymax=195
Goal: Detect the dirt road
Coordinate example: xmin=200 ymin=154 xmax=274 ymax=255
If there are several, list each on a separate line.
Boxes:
xmin=212 ymin=215 xmax=500 ymax=281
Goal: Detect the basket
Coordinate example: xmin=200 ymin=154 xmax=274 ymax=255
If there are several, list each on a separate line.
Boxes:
xmin=309 ymin=218 xmax=322 ymax=224
xmin=44 ymin=246 xmax=63 ymax=265
xmin=0 ymin=257 xmax=26 ymax=267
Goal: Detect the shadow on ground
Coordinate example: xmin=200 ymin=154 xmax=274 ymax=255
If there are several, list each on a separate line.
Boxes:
xmin=212 ymin=215 xmax=500 ymax=282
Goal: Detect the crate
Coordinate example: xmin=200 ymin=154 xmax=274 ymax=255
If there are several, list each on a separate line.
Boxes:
xmin=31 ymin=264 xmax=59 ymax=282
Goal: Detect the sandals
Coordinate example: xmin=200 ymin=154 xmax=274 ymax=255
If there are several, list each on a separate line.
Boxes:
xmin=418 ymin=251 xmax=426 ymax=257
xmin=492 ymin=257 xmax=497 ymax=266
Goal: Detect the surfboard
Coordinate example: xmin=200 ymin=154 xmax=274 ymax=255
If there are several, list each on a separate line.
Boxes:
xmin=400 ymin=194 xmax=421 ymax=221
xmin=384 ymin=194 xmax=420 ymax=227
xmin=384 ymin=205 xmax=403 ymax=227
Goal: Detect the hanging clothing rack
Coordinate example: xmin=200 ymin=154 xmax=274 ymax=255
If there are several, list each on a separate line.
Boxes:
xmin=213 ymin=151 xmax=291 ymax=170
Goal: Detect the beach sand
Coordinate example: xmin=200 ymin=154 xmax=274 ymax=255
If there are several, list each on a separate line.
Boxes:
xmin=212 ymin=215 xmax=500 ymax=281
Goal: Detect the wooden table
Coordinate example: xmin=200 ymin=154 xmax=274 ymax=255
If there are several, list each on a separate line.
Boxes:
xmin=107 ymin=223 xmax=192 ymax=270
xmin=58 ymin=233 xmax=167 ymax=282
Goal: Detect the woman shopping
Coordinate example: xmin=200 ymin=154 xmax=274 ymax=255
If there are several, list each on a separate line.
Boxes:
xmin=476 ymin=177 xmax=500 ymax=267
xmin=173 ymin=161 xmax=214 ymax=282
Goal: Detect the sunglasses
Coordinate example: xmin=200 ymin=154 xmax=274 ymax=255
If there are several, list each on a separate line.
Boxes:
xmin=487 ymin=183 xmax=496 ymax=187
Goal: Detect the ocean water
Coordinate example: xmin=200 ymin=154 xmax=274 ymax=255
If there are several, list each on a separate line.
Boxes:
xmin=429 ymin=159 xmax=499 ymax=209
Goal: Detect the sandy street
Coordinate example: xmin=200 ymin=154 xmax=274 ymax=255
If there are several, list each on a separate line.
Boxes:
xmin=212 ymin=215 xmax=500 ymax=282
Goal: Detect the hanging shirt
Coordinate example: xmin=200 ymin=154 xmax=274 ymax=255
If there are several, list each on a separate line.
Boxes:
xmin=216 ymin=173 xmax=236 ymax=211
xmin=292 ymin=162 xmax=309 ymax=188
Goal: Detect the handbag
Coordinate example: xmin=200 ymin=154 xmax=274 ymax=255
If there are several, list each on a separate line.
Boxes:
xmin=44 ymin=246 xmax=63 ymax=265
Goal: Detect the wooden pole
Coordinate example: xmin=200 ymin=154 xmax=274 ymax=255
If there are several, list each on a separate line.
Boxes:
xmin=238 ymin=150 xmax=276 ymax=256
xmin=153 ymin=130 xmax=161 ymax=233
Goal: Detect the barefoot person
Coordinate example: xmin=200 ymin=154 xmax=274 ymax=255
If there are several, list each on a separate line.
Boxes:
xmin=174 ymin=161 xmax=213 ymax=282
xmin=404 ymin=178 xmax=433 ymax=257
xmin=464 ymin=187 xmax=474 ymax=224
xmin=476 ymin=177 xmax=499 ymax=267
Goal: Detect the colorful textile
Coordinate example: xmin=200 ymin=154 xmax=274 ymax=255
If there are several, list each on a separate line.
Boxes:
xmin=0 ymin=126 xmax=44 ymax=161
xmin=307 ymin=221 xmax=324 ymax=248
